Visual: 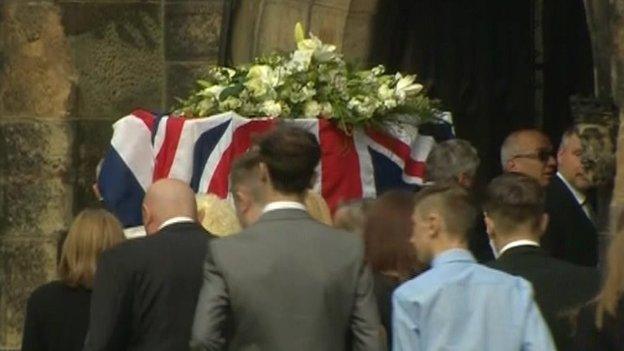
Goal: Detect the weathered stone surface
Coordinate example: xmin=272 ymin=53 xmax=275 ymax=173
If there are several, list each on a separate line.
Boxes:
xmin=1 ymin=177 xmax=73 ymax=238
xmin=0 ymin=237 xmax=57 ymax=349
xmin=166 ymin=62 xmax=215 ymax=110
xmin=0 ymin=1 xmax=76 ymax=119
xmin=60 ymin=2 xmax=164 ymax=118
xmin=164 ymin=1 xmax=223 ymax=61
xmin=73 ymin=119 xmax=115 ymax=212
xmin=0 ymin=120 xmax=74 ymax=178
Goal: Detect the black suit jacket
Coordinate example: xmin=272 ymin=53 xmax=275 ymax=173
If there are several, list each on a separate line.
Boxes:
xmin=574 ymin=298 xmax=624 ymax=351
xmin=542 ymin=175 xmax=598 ymax=266
xmin=84 ymin=222 xmax=214 ymax=351
xmin=486 ymin=245 xmax=600 ymax=351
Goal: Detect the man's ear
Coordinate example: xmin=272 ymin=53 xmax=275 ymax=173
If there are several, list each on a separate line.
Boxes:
xmin=426 ymin=211 xmax=442 ymax=239
xmin=504 ymin=159 xmax=516 ymax=173
xmin=235 ymin=190 xmax=251 ymax=213
xmin=142 ymin=203 xmax=151 ymax=227
xmin=483 ymin=212 xmax=496 ymax=239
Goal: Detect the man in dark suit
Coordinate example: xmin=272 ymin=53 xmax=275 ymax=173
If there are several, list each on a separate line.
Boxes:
xmin=483 ymin=173 xmax=600 ymax=350
xmin=541 ymin=126 xmax=599 ymax=266
xmin=83 ymin=179 xmax=214 ymax=351
xmin=191 ymin=125 xmax=382 ymax=351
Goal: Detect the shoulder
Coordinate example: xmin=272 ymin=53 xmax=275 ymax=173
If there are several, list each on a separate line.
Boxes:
xmin=27 ymin=281 xmax=66 ymax=306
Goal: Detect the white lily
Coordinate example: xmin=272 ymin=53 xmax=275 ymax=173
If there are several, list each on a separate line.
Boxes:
xmin=294 ymin=22 xmax=305 ymax=44
xmin=395 ymin=75 xmax=423 ymax=97
xmin=260 ymin=100 xmax=282 ymax=116
xmin=303 ymin=100 xmax=321 ymax=118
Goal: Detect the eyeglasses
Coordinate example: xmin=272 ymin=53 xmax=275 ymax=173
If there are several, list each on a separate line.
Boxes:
xmin=511 ymin=149 xmax=555 ymax=163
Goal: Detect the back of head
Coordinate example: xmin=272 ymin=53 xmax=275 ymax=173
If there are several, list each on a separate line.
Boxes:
xmin=58 ymin=208 xmax=125 ymax=288
xmin=483 ymin=173 xmax=544 ymax=235
xmin=364 ymin=190 xmax=423 ymax=281
xmin=257 ymin=124 xmax=321 ymax=195
xmin=426 ymin=139 xmax=480 ymax=186
xmin=142 ymin=179 xmax=198 ymax=234
xmin=414 ymin=183 xmax=476 ymax=240
xmin=333 ymin=198 xmax=373 ymax=234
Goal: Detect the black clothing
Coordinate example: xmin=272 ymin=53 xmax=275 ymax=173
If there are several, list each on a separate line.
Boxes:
xmin=486 ymin=245 xmax=600 ymax=350
xmin=574 ymin=299 xmax=624 ymax=351
xmin=83 ymin=222 xmax=213 ymax=351
xmin=542 ymin=175 xmax=598 ymax=266
xmin=22 ymin=281 xmax=92 ymax=351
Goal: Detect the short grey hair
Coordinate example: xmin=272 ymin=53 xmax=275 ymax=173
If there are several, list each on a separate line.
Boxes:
xmin=500 ymin=129 xmax=547 ymax=169
xmin=426 ymin=139 xmax=480 ymax=183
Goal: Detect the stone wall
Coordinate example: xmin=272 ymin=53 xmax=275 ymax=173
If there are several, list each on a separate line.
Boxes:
xmin=0 ymin=0 xmax=223 ymax=349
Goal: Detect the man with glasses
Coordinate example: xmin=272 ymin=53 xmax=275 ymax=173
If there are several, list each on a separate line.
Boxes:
xmin=500 ymin=129 xmax=557 ymax=187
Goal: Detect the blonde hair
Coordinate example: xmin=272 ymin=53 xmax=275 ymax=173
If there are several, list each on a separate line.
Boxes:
xmin=304 ymin=191 xmax=332 ymax=225
xmin=196 ymin=193 xmax=241 ymax=236
xmin=58 ymin=208 xmax=125 ymax=289
xmin=595 ymin=211 xmax=624 ymax=328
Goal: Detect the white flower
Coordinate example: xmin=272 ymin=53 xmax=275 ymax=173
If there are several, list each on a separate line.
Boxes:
xmin=294 ymin=22 xmax=305 ymax=44
xmin=371 ymin=65 xmax=385 ymax=76
xmin=303 ymin=100 xmax=321 ymax=118
xmin=260 ymin=100 xmax=282 ymax=116
xmin=247 ymin=65 xmax=279 ymax=87
xmin=320 ymin=102 xmax=333 ymax=116
xmin=218 ymin=97 xmax=242 ymax=111
xmin=289 ymin=50 xmax=313 ymax=72
xmin=378 ymin=84 xmax=394 ymax=100
xmin=297 ymin=33 xmax=337 ymax=63
xmin=383 ymin=98 xmax=397 ymax=110
xmin=245 ymin=79 xmax=268 ymax=97
xmin=395 ymin=74 xmax=423 ymax=101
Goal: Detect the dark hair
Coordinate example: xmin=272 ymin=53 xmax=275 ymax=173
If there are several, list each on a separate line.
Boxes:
xmin=483 ymin=173 xmax=544 ymax=233
xmin=364 ymin=190 xmax=424 ymax=281
xmin=413 ymin=183 xmax=476 ymax=239
xmin=257 ymin=124 xmax=321 ymax=194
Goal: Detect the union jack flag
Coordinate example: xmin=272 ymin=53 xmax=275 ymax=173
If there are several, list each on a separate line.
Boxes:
xmin=98 ymin=109 xmax=453 ymax=227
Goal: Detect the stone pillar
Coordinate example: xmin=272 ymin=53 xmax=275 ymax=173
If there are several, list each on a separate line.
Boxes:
xmin=0 ymin=2 xmax=75 ymax=349
xmin=0 ymin=0 xmax=225 ymax=348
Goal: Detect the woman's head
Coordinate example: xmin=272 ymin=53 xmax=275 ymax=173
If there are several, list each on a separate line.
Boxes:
xmin=363 ymin=190 xmax=424 ymax=281
xmin=58 ymin=208 xmax=125 ymax=289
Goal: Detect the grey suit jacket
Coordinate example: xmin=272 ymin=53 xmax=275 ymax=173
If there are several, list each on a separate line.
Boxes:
xmin=191 ymin=209 xmax=382 ymax=351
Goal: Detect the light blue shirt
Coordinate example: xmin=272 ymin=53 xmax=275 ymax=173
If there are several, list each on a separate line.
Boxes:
xmin=392 ymin=249 xmax=555 ymax=351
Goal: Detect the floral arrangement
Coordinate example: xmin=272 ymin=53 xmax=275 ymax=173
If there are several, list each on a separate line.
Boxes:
xmin=177 ymin=23 xmax=440 ymax=130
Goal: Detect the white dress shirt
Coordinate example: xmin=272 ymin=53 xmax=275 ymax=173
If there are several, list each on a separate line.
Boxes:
xmin=262 ymin=201 xmax=307 ymax=214
xmin=499 ymin=239 xmax=540 ymax=256
xmin=158 ymin=216 xmax=195 ymax=230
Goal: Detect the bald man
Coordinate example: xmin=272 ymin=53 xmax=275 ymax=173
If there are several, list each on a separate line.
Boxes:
xmin=84 ymin=179 xmax=216 ymax=351
xmin=500 ymin=129 xmax=557 ymax=187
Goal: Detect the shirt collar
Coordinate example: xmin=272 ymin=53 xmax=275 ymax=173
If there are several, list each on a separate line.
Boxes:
xmin=557 ymin=172 xmax=586 ymax=205
xmin=499 ymin=239 xmax=540 ymax=255
xmin=262 ymin=201 xmax=307 ymax=214
xmin=431 ymin=248 xmax=475 ymax=268
xmin=158 ymin=216 xmax=195 ymax=230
